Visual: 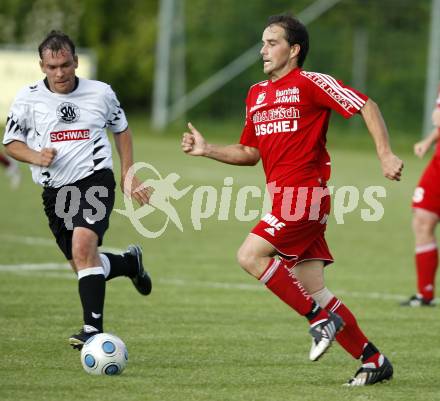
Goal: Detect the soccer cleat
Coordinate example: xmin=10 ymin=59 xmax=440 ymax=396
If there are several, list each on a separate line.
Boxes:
xmin=309 ymin=311 xmax=344 ymax=361
xmin=344 ymin=355 xmax=393 ymax=386
xmin=126 ymin=244 xmax=152 ymax=296
xmin=69 ymin=329 xmax=100 ymax=351
xmin=400 ymin=294 xmax=434 ymax=307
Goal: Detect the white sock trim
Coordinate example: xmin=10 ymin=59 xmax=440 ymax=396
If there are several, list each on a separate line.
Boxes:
xmin=100 ymin=254 xmax=111 ymax=279
xmin=415 ymin=242 xmax=438 ymax=254
xmin=311 ymin=287 xmax=334 ymax=308
xmin=259 ymin=259 xmax=281 ymax=284
xmin=77 ymin=266 xmax=105 ymax=280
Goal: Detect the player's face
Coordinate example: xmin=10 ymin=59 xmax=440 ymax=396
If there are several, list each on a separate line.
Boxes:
xmin=40 ymin=48 xmax=78 ymax=94
xmin=260 ymin=24 xmax=298 ymax=81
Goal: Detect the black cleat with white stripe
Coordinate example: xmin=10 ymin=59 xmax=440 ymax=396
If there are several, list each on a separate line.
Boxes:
xmin=345 ymin=355 xmax=393 ymax=386
xmin=126 ymin=245 xmax=152 ymax=296
xmin=309 ymin=311 xmax=344 ymax=361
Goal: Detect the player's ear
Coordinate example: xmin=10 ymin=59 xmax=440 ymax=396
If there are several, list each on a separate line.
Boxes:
xmin=73 ymin=54 xmax=78 ymax=69
xmin=290 ymin=44 xmax=300 ymax=60
xmin=39 ymin=59 xmax=45 ymax=73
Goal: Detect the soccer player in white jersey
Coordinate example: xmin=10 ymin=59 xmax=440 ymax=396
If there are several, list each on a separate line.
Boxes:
xmin=2 ymin=31 xmax=152 ymax=349
xmin=182 ymin=14 xmax=403 ymax=385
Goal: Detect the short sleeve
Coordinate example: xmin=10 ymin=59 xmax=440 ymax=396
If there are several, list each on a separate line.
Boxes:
xmin=104 ymin=86 xmax=129 ymax=133
xmin=3 ymin=97 xmax=29 ymax=145
xmin=239 ymin=90 xmax=258 ymax=148
xmin=300 ymin=71 xmax=368 ymax=119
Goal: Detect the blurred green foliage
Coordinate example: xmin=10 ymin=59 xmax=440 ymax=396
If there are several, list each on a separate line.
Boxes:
xmin=0 ymin=0 xmax=432 ymax=133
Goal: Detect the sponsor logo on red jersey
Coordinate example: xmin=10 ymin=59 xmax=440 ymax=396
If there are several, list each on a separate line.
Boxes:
xmin=255 ymin=120 xmax=298 ymax=136
xmin=274 ymin=87 xmax=300 ymax=104
xmin=50 ymin=129 xmax=90 ymax=142
xmin=253 ymin=106 xmax=300 ymax=136
xmin=253 ymin=106 xmax=300 ymax=123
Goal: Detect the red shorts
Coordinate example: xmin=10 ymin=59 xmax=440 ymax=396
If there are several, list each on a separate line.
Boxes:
xmin=412 ymin=156 xmax=440 ymax=216
xmin=251 ymin=191 xmax=333 ymax=267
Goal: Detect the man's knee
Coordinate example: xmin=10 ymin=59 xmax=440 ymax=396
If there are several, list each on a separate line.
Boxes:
xmin=412 ymin=211 xmax=437 ymax=237
xmin=72 ymin=228 xmax=99 ymax=267
xmin=236 ymin=246 xmax=259 ymax=273
xmin=72 ymin=242 xmax=91 ymax=267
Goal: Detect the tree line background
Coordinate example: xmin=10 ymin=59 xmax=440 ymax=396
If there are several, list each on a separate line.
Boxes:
xmin=0 ymin=0 xmax=432 ymax=134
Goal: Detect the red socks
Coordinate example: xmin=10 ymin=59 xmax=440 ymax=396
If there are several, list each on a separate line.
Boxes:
xmin=260 ymin=259 xmax=384 ymax=365
xmin=260 ymin=259 xmax=328 ymax=324
xmin=415 ymin=243 xmax=438 ymax=301
xmin=325 ymin=297 xmax=368 ymax=359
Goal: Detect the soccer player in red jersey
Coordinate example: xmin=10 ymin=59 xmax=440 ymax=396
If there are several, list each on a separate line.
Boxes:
xmin=181 ymin=14 xmax=403 ymax=386
xmin=404 ymin=85 xmax=440 ymax=306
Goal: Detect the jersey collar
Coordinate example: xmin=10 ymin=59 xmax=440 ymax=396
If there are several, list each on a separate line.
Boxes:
xmin=43 ymin=76 xmax=79 ymax=93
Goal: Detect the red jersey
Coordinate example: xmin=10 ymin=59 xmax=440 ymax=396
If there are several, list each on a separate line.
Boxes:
xmin=240 ymin=67 xmax=368 ymax=189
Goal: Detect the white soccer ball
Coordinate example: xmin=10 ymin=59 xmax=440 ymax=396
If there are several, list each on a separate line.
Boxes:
xmin=80 ymin=333 xmax=128 ymax=375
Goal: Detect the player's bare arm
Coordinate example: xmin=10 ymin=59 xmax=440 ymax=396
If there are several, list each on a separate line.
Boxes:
xmin=360 ymin=99 xmax=404 ymax=181
xmin=414 ymin=128 xmax=440 ymax=159
xmin=113 ymin=128 xmax=151 ymax=206
xmin=181 ymin=122 xmax=260 ymax=166
xmin=4 ymin=140 xmax=56 ymax=167
xmin=432 ymin=107 xmax=440 ymax=127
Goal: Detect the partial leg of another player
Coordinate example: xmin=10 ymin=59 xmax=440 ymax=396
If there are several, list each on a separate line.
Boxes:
xmin=402 ymin=208 xmax=438 ymax=307
xmin=237 ymin=234 xmax=343 ymax=361
xmin=293 ymin=260 xmax=393 ymax=386
xmin=0 ymin=153 xmax=21 ymax=189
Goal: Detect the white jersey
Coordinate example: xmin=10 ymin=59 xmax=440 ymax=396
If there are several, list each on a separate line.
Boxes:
xmin=3 ymin=78 xmax=128 ymax=188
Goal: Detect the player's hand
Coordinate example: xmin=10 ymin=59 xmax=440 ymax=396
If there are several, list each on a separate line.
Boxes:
xmin=380 ymin=152 xmax=404 ymax=181
xmin=38 ymin=147 xmax=57 ymax=167
xmin=181 ymin=122 xmax=207 ymax=156
xmin=414 ymin=138 xmax=432 ymax=158
xmin=121 ymin=173 xmax=153 ymax=206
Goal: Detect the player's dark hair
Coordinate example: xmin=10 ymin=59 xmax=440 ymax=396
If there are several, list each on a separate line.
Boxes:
xmin=38 ymin=30 xmax=76 ymax=59
xmin=266 ymin=14 xmax=309 ymax=67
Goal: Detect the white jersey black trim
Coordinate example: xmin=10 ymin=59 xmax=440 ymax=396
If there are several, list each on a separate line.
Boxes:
xmin=92 ymin=137 xmax=107 ymax=170
xmin=3 ymin=78 xmax=128 ymax=188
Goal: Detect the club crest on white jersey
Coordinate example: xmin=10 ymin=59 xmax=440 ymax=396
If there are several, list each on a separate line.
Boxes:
xmin=56 ymin=102 xmax=80 ymax=123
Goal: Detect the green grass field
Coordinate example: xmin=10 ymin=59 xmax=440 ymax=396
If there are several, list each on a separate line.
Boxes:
xmin=1 ymin=119 xmax=439 ymax=401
